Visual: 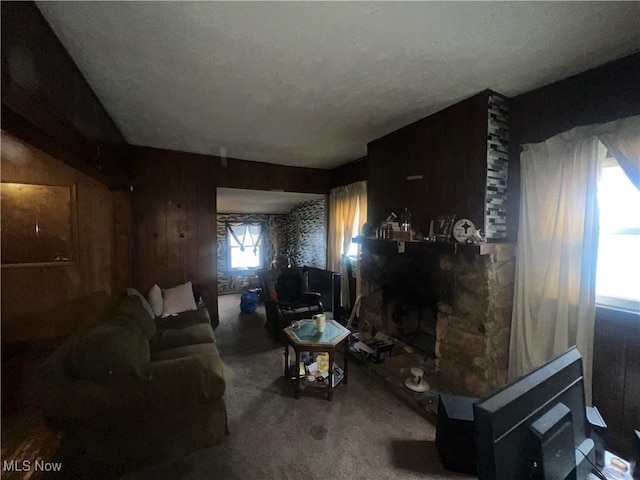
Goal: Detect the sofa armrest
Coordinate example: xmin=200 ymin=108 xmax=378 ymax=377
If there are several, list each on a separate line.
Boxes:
xmin=41 ymin=373 xmax=145 ymax=429
xmin=302 ymin=292 xmax=323 ymax=308
xmin=199 ymin=290 xmax=219 ymax=330
xmin=142 ymin=355 xmax=225 ymax=411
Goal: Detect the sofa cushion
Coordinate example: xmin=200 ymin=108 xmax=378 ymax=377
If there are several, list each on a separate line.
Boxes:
xmin=162 ymin=281 xmax=198 ymax=317
xmin=150 ymin=343 xmax=225 ymax=400
xmin=142 ymin=354 xmax=223 ymax=410
xmin=67 ymin=323 xmax=150 ymax=380
xmin=111 ymin=295 xmax=157 ymax=340
xmin=148 ymin=284 xmax=164 ymax=317
xmin=150 ymin=323 xmax=215 ymax=353
xmin=155 ymin=305 xmax=211 ymax=330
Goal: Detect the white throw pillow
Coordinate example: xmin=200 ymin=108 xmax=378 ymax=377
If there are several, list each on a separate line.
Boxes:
xmin=127 ymin=287 xmax=155 ymax=320
xmin=148 ymin=284 xmax=164 ymax=317
xmin=162 ymin=281 xmax=197 ymax=317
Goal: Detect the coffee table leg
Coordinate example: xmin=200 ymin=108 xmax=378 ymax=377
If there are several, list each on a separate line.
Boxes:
xmin=294 ymin=348 xmax=301 ymax=399
xmin=343 ymin=339 xmax=349 ymax=385
xmin=283 ymin=344 xmax=289 ymax=378
xmin=327 ymin=350 xmax=334 ymax=401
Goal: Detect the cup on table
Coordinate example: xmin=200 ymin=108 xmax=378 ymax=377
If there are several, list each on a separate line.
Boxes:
xmin=410 ymin=367 xmax=424 ymax=386
xmin=312 ymin=314 xmax=327 ymax=333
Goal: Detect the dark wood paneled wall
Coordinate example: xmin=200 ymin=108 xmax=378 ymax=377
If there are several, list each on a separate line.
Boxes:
xmin=1 ymin=1 xmax=130 ymax=189
xmin=511 ymin=53 xmax=640 ymax=147
xmin=509 ymin=52 xmax=640 ymax=456
xmin=112 ymin=190 xmax=133 ymax=294
xmin=1 ymin=131 xmax=121 ymax=342
xmin=593 ymin=307 xmax=640 ymax=456
xmin=1 ymin=2 xmax=133 ymax=344
xmin=330 ymin=156 xmax=369 ymax=189
xmin=131 ymin=148 xmax=218 ymax=305
xmin=216 ymin=156 xmax=330 ymax=194
xmin=131 ymin=146 xmax=331 ymax=322
xmin=508 ymin=52 xmax=640 ymax=240
xmin=367 ymin=91 xmax=489 ymax=234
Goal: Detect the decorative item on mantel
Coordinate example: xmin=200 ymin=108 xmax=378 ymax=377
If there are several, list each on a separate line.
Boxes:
xmin=452 ymin=218 xmax=475 ymax=243
xmin=362 ymin=222 xmax=375 ymax=238
xmin=353 ymin=222 xmax=374 ymax=244
xmin=434 ymin=214 xmax=456 ymax=242
xmin=467 ymin=229 xmax=487 ymax=245
xmin=376 ymin=212 xmax=399 ymax=240
xmin=453 ymin=218 xmax=487 ymax=245
xmin=400 ymin=207 xmax=412 ymax=232
xmin=395 ymin=207 xmax=413 ymax=241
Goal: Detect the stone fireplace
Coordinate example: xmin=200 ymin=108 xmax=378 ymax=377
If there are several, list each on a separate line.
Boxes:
xmin=359 ymin=240 xmax=515 ymax=397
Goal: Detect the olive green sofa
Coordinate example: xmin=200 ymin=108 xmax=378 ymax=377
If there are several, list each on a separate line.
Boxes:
xmin=40 ymin=294 xmax=227 ymax=469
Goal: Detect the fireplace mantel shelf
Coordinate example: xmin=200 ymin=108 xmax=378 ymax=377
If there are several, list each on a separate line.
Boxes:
xmin=362 ymin=238 xmax=511 ymax=256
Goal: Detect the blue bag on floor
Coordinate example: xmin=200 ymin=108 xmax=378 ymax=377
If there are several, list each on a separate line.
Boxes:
xmin=240 ymin=290 xmax=260 ymax=314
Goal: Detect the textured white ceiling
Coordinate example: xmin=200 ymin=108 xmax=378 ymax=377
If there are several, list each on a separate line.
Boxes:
xmin=37 ymin=1 xmax=640 ymax=169
xmin=217 ymin=188 xmax=324 ymax=214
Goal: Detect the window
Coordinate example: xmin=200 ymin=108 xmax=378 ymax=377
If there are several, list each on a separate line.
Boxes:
xmin=328 ymin=180 xmax=367 ymax=265
xmin=596 ymin=159 xmax=640 ymax=311
xmin=227 ymin=223 xmax=263 ymax=270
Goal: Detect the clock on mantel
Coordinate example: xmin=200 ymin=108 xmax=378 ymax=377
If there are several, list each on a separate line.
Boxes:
xmin=452 ymin=219 xmax=476 ymax=243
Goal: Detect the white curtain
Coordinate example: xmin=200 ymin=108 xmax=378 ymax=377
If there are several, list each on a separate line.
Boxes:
xmin=228 ymin=224 xmax=262 ymax=251
xmin=509 ymin=114 xmax=640 ymax=405
xmin=327 ymin=181 xmax=367 ymax=308
xmin=509 ymin=129 xmax=605 ymax=404
xmin=598 ymin=115 xmax=640 ymax=190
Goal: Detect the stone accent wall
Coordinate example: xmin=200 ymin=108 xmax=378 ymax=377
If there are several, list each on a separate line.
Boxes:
xmin=286 ymin=198 xmax=326 ymax=269
xmin=216 ymin=213 xmax=287 ymax=294
xmin=435 ymin=244 xmax=515 ymax=396
xmin=359 ymin=241 xmax=515 ymax=398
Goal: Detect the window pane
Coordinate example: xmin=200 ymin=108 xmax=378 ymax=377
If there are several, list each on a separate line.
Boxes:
xmin=229 ymin=225 xmax=247 ymax=247
xmin=346 ymin=242 xmax=359 ymax=257
xmin=344 ymin=202 xmax=361 ymax=258
xmin=596 ymin=164 xmax=640 ymax=306
xmin=230 ymin=246 xmax=261 ymax=269
xmin=247 ymin=224 xmax=261 ymax=236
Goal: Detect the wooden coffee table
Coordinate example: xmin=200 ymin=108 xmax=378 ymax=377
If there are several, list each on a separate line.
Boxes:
xmin=282 ymin=320 xmax=350 ymax=401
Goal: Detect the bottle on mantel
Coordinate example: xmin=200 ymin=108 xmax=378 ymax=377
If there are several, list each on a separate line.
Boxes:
xmin=386 ymin=223 xmax=394 ymax=240
xmin=400 ymin=207 xmax=412 ymax=232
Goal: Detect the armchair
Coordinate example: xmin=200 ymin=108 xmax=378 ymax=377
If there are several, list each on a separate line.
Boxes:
xmin=258 ymin=267 xmax=324 ymax=331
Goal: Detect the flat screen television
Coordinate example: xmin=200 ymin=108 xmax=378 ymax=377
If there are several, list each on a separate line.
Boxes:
xmin=474 ymin=347 xmax=595 ymax=480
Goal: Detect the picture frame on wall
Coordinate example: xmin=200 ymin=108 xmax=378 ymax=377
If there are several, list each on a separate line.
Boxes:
xmin=1 ymin=182 xmax=78 ymax=267
xmin=435 ymin=214 xmax=456 ymax=242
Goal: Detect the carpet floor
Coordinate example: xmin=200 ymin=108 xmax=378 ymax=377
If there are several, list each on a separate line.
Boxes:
xmin=122 ymin=294 xmax=474 ymax=480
